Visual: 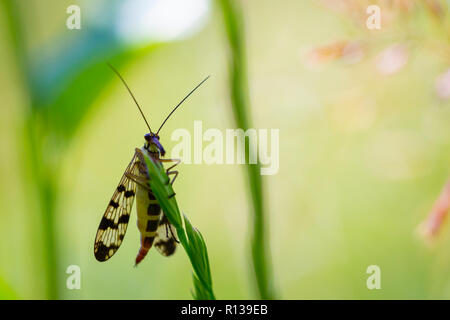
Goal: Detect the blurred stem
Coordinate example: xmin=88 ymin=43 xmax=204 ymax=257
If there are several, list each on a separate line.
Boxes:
xmin=1 ymin=0 xmax=31 ymax=84
xmin=2 ymin=0 xmax=59 ymax=299
xmin=25 ymin=116 xmax=60 ymax=300
xmin=218 ymin=0 xmax=276 ymax=299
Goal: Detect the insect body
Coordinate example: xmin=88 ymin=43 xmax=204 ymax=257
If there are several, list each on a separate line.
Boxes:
xmin=133 ymin=137 xmax=180 ymax=264
xmin=94 ymin=64 xmax=209 ymax=265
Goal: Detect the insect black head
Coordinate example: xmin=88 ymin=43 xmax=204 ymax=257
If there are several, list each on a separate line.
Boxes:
xmin=144 ymin=132 xmax=165 ymax=156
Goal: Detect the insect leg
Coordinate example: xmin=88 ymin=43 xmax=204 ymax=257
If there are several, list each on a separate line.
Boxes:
xmin=159 ymin=158 xmax=181 ymax=172
xmin=169 ymin=225 xmax=180 ymax=243
xmin=166 ymin=170 xmax=179 ymax=185
xmin=125 ymin=173 xmax=150 ymax=190
xmin=162 ymin=214 xmax=180 ymax=243
xmin=163 ymin=171 xmax=178 ymax=199
xmin=159 ymin=158 xmax=181 ymax=186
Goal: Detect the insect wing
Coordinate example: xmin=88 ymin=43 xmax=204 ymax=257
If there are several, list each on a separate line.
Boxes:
xmin=154 ymin=214 xmax=178 ymax=257
xmin=94 ymin=152 xmax=139 ymax=261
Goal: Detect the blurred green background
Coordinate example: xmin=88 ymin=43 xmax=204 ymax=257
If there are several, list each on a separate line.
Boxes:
xmin=0 ymin=0 xmax=449 ymax=299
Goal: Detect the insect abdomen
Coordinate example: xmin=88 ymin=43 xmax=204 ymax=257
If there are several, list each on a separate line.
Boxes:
xmin=135 ymin=185 xmax=161 ymax=265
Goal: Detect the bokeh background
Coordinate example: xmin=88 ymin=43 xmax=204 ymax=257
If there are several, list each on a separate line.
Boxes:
xmin=0 ymin=0 xmax=449 ymax=299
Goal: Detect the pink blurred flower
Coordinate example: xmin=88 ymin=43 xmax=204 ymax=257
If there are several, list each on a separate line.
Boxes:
xmin=435 ymin=69 xmax=450 ymax=99
xmin=375 ymin=44 xmax=408 ymax=75
xmin=418 ymin=179 xmax=450 ymax=242
xmin=306 ymin=41 xmax=364 ymax=67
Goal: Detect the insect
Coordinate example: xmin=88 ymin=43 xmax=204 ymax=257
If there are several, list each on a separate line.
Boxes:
xmin=94 ymin=63 xmax=209 ymax=265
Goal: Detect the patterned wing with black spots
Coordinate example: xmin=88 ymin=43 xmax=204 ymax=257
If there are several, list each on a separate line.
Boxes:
xmin=94 ymin=152 xmax=139 ymax=261
xmin=154 ymin=214 xmax=178 ymax=257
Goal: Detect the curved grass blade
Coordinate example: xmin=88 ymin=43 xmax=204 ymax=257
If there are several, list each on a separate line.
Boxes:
xmin=144 ymin=155 xmax=215 ymax=300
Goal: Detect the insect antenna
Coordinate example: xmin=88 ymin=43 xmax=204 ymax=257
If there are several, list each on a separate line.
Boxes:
xmin=107 ymin=62 xmax=153 ymax=133
xmin=156 ymin=75 xmax=210 ymax=135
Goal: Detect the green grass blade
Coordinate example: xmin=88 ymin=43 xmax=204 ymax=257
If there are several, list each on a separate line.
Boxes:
xmin=144 ymin=155 xmax=215 ymax=300
xmin=218 ymin=0 xmax=277 ymax=299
